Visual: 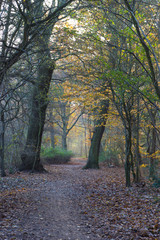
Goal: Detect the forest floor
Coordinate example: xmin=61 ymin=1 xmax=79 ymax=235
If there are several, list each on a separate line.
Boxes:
xmin=0 ymin=158 xmax=160 ymax=240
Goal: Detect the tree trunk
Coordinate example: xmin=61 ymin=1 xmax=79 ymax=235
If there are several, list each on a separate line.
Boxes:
xmin=0 ymin=0 xmax=3 ymax=11
xmin=62 ymin=130 xmax=67 ymax=150
xmin=20 ymin=58 xmax=55 ymax=171
xmin=83 ymin=100 xmax=109 ymax=169
xmin=83 ymin=118 xmax=88 ymax=157
xmin=149 ymin=110 xmax=157 ymax=179
xmin=61 ymin=102 xmax=69 ymax=150
xmin=84 ymin=126 xmax=105 ymax=169
xmin=20 ymin=0 xmax=59 ymax=171
xmin=125 ymin=128 xmax=131 ymax=187
xmin=0 ymin=110 xmax=6 ymax=177
xmin=135 ymin=95 xmax=141 ymax=183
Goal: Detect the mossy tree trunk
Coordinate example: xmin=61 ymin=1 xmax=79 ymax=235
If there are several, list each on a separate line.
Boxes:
xmin=83 ymin=100 xmax=109 ymax=169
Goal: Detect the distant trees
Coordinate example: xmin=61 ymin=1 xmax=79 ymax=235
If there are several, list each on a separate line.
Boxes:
xmin=57 ymin=0 xmax=160 ymax=186
xmin=0 ymin=77 xmax=29 ymax=176
xmin=45 ymin=77 xmax=84 ymax=150
xmin=0 ymin=0 xmax=159 ymax=186
xmin=0 ymin=0 xmax=79 ymax=173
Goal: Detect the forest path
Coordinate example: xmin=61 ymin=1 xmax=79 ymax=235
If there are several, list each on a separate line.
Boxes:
xmin=0 ymin=159 xmax=101 ymax=240
xmin=1 ymin=159 xmax=159 ymax=240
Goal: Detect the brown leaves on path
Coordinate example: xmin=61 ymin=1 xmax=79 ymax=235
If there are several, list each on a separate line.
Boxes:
xmin=78 ymin=165 xmax=160 ymax=240
xmin=0 ymin=159 xmax=160 ymax=240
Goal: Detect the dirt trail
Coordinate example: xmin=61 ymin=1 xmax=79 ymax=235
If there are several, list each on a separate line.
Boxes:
xmin=0 ymin=159 xmax=100 ymax=240
xmin=1 ymin=159 xmax=160 ymax=240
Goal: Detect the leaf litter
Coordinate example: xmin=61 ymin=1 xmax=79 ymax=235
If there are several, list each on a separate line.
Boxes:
xmin=0 ymin=159 xmax=159 ymax=240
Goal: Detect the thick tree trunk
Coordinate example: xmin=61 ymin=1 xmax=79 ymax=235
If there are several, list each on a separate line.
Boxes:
xmin=83 ymin=100 xmax=109 ymax=169
xmin=20 ymin=0 xmax=58 ymax=171
xmin=20 ymin=57 xmax=55 ymax=171
xmin=84 ymin=125 xmax=105 ymax=169
xmin=62 ymin=131 xmax=67 ymax=150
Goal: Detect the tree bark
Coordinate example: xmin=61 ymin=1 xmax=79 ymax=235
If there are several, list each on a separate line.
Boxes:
xmin=149 ymin=110 xmax=157 ymax=179
xmin=61 ymin=102 xmax=68 ymax=150
xmin=135 ymin=95 xmax=141 ymax=183
xmin=0 ymin=0 xmax=3 ymax=11
xmin=125 ymin=127 xmax=131 ymax=187
xmin=62 ymin=130 xmax=67 ymax=150
xmin=83 ymin=100 xmax=109 ymax=169
xmin=20 ymin=0 xmax=62 ymax=171
xmin=20 ymin=58 xmax=55 ymax=171
xmin=0 ymin=110 xmax=6 ymax=177
xmin=50 ymin=126 xmax=55 ymax=149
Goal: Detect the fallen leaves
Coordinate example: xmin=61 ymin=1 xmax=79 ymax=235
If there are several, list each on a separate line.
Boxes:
xmin=0 ymin=161 xmax=159 ymax=239
xmin=78 ymin=166 xmax=160 ymax=239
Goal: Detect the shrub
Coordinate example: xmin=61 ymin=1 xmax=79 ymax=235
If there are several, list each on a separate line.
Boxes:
xmin=152 ymin=177 xmax=160 ymax=188
xmin=99 ymin=148 xmax=121 ymax=166
xmin=41 ymin=147 xmax=73 ymax=164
